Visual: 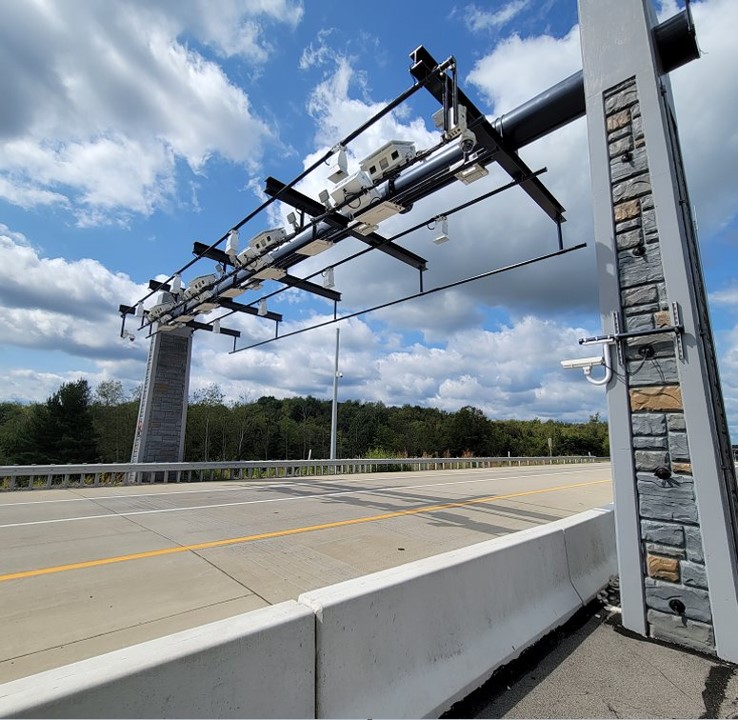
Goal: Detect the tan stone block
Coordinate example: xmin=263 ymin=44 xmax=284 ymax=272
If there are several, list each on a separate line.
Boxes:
xmin=672 ymin=462 xmax=692 ymax=475
xmin=614 ymin=199 xmax=640 ymax=222
xmin=607 ymin=109 xmax=631 ymax=132
xmin=654 ymin=310 xmax=671 ymax=328
xmin=630 ymin=386 xmax=683 ymax=411
xmin=647 ymin=554 xmax=680 ymax=582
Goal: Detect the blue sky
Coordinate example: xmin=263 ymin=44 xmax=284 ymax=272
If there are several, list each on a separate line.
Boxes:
xmin=1 ymin=0 xmax=737 ymax=437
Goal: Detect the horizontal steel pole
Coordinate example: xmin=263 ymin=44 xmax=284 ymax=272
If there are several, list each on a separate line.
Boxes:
xmin=493 ymin=8 xmax=698 ymax=149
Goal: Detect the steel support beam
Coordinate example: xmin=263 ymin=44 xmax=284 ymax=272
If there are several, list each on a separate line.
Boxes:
xmin=191 ymin=241 xmax=342 ymax=302
xmin=264 ymin=177 xmax=427 ymax=271
xmin=410 ymin=46 xmax=566 ymax=223
xmin=492 ymin=8 xmax=698 ymax=150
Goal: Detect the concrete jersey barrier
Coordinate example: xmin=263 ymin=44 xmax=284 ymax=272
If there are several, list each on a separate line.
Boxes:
xmin=0 ymin=507 xmax=615 ymax=719
xmin=0 ymin=601 xmax=314 ymax=719
xmin=299 ymin=507 xmax=616 ymax=718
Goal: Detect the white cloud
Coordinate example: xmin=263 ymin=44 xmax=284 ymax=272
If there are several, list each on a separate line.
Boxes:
xmin=711 ymin=285 xmax=738 ymax=307
xmin=464 ymin=1 xmax=531 ymax=33
xmin=0 ymin=1 xmax=300 ymax=224
xmin=0 ymin=227 xmax=148 ymax=364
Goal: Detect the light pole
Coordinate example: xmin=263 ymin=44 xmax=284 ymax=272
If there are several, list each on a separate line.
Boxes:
xmin=329 ymin=327 xmax=342 ymax=460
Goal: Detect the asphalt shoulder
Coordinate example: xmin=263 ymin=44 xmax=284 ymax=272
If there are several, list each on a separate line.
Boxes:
xmin=444 ymin=602 xmax=738 ymax=719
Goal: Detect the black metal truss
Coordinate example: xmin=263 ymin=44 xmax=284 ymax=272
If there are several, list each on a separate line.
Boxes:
xmin=409 ymin=45 xmax=565 ymax=223
xmin=190 ymin=242 xmax=342 ymax=302
xmin=263 ymin=178 xmax=427 ymax=271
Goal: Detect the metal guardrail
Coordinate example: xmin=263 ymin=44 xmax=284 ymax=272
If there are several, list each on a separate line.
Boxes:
xmin=0 ymin=456 xmax=608 ymax=491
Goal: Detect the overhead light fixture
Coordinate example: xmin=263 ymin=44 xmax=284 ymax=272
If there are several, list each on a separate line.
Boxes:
xmin=455 ymin=163 xmax=489 ymax=185
xmin=355 ymin=200 xmax=404 ymax=226
xmin=194 ymin=302 xmax=218 ymax=313
xmin=433 ymin=216 xmax=450 ymax=245
xmin=328 ymin=146 xmax=349 ymax=184
xmin=226 ymin=229 xmax=239 ymax=259
xmin=212 ymin=319 xmax=221 ymax=334
xmin=253 ymin=266 xmax=286 ymax=281
xmin=258 ymin=299 xmax=268 ymax=316
xmin=287 ymin=211 xmax=299 ymax=231
xmin=216 ymin=262 xmax=226 ymax=276
xmin=221 ymin=284 xmax=246 ymax=298
xmin=323 ymin=267 xmax=335 ymax=289
xmin=135 ymin=302 xmax=144 ymax=318
xmin=354 ymin=222 xmax=378 ymax=236
xmin=122 ymin=330 xmax=136 ymax=342
xmin=319 ymin=189 xmax=332 ymax=209
xmin=296 ymin=238 xmax=334 ymax=256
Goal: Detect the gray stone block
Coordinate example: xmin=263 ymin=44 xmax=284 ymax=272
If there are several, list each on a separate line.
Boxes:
xmin=624 ymin=302 xmax=660 ymax=317
xmin=615 ymin=228 xmax=643 ymax=251
xmin=638 ymin=473 xmax=694 ymax=499
xmin=605 ymin=86 xmax=638 ymax=113
xmin=641 ymin=519 xmax=685 ymax=547
xmin=645 ymin=578 xmax=712 ymax=623
xmin=608 ymin=126 xmax=632 ymax=143
xmin=624 ymin=312 xmax=654 ymax=332
xmin=631 ymin=413 xmax=666 ymax=436
xmin=681 ymin=561 xmax=708 ymax=589
xmin=618 ymin=245 xmax=664 ymax=288
xmin=633 ymin=435 xmax=668 ymax=450
xmin=639 ymin=494 xmax=698 ymax=524
xmin=634 ymin=451 xmax=670 ymax=472
xmin=645 ymin=542 xmax=686 ymax=559
xmin=609 ymin=135 xmax=633 ymax=159
xmin=641 ymin=209 xmax=658 ymax=238
xmin=685 ymin=526 xmax=704 ymax=563
xmin=647 ymin=609 xmax=714 ymax=654
xmin=610 ymin=148 xmax=649 ymax=183
xmin=641 ymin=193 xmax=654 ymax=210
xmin=615 ymin=220 xmax=642 ymax=236
xmin=668 ymin=431 xmax=690 ymax=461
xmin=621 ymin=284 xmax=658 ymax=307
xmin=666 ymin=413 xmax=686 ymax=431
xmin=624 ymin=335 xmax=674 ymax=359
xmin=612 ymin=174 xmax=652 ymax=203
xmin=631 ymin=115 xmax=644 ymax=141
xmin=628 ymin=357 xmax=679 ymax=386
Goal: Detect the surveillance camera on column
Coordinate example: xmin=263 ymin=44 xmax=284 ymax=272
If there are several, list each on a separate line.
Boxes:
xmin=560 ymin=356 xmax=604 ymax=370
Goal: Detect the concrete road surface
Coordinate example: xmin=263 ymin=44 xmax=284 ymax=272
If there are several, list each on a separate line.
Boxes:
xmin=0 ymin=462 xmax=612 ymax=682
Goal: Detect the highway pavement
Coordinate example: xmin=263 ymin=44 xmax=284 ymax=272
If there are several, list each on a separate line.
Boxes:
xmin=0 ymin=462 xmax=612 ymax=682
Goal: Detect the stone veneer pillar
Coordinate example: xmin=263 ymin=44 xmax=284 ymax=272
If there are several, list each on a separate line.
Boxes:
xmin=130 ymin=328 xmax=193 ymax=463
xmin=580 ymin=0 xmax=738 ymax=660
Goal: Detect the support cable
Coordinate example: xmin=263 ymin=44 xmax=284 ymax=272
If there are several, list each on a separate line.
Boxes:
xmin=230 ymin=243 xmax=586 ymax=354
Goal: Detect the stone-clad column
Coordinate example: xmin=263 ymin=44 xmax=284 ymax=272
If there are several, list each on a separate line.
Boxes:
xmin=580 ymin=0 xmax=738 ymax=661
xmin=130 ymin=328 xmax=193 ymax=463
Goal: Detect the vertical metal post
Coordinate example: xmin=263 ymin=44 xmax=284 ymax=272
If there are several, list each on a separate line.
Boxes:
xmin=330 ymin=327 xmax=340 ymax=461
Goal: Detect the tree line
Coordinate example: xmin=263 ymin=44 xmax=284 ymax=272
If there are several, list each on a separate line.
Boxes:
xmin=0 ymin=380 xmax=609 ymax=465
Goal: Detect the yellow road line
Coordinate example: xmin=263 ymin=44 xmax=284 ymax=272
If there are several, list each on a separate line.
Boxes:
xmin=0 ymin=479 xmax=610 ymax=583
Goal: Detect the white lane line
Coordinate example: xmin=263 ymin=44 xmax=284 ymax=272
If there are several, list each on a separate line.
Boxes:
xmin=0 ymin=464 xmax=609 ymax=507
xmin=0 ymin=469 xmax=610 ymax=529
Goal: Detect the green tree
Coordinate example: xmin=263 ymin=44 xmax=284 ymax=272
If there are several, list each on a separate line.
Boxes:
xmin=91 ymin=380 xmax=135 ymax=462
xmin=14 ymin=380 xmax=99 ymax=464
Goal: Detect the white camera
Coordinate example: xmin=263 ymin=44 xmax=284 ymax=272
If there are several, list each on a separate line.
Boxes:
xmin=560 ymin=356 xmax=605 ymax=370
